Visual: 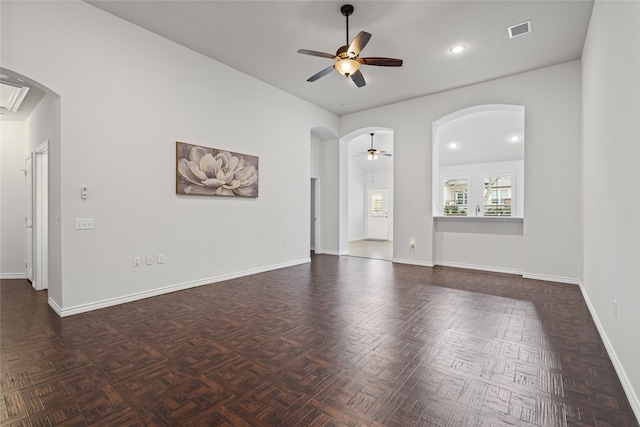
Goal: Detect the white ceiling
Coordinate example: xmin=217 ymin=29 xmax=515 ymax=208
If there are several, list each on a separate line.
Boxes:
xmin=86 ymin=0 xmax=594 ymax=116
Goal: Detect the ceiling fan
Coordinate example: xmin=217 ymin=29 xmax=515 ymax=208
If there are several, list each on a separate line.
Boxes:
xmin=297 ymin=4 xmax=403 ymax=88
xmin=358 ymin=133 xmax=392 ymax=160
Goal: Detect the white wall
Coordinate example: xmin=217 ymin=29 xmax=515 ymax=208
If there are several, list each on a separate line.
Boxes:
xmin=1 ymin=1 xmax=338 ymax=314
xmin=340 ymin=60 xmax=582 ymax=278
xmin=309 ymin=130 xmax=343 ymax=255
xmin=348 ymin=156 xmax=366 ymax=241
xmin=0 ymin=121 xmax=26 ymax=278
xmin=582 ymin=0 xmax=640 ymax=417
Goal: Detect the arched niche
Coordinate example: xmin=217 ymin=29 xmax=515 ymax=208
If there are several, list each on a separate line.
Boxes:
xmin=432 ymin=104 xmax=525 ymax=218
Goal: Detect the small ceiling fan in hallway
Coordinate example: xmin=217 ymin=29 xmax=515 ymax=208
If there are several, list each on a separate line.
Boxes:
xmin=356 ymin=133 xmax=392 ymax=160
xmin=297 ymin=4 xmax=403 ymax=88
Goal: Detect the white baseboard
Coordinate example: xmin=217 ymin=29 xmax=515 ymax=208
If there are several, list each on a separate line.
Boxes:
xmin=578 ymin=280 xmax=640 ymax=422
xmin=435 ymin=260 xmax=522 ymax=276
xmin=393 ymin=258 xmax=435 ymax=267
xmin=56 ymin=258 xmax=311 ymax=317
xmin=0 ymin=273 xmax=27 ymax=279
xmin=522 ymin=272 xmax=580 ymax=285
xmin=319 ymin=250 xmax=341 ymax=256
xmin=48 ymin=298 xmax=63 ymax=316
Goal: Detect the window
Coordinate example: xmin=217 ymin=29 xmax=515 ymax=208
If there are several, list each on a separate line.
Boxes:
xmin=443 ymin=178 xmax=468 ymax=216
xmin=483 ymin=176 xmax=512 ymax=216
xmin=371 ymin=194 xmax=383 ymax=214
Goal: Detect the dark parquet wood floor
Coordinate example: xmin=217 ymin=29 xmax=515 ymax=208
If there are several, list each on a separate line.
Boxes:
xmin=1 ymin=254 xmax=638 ymax=426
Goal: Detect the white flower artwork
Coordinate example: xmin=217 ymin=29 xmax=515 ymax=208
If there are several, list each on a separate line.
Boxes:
xmin=176 ymin=141 xmax=258 ymax=197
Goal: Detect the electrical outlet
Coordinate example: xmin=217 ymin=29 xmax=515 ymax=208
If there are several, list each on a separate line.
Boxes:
xmin=133 ymin=257 xmax=141 ymax=267
xmin=158 ymin=254 xmax=165 ymax=264
xmin=613 ymin=299 xmax=618 ymax=319
xmin=146 ymin=255 xmax=153 ymax=265
xmin=74 ymin=218 xmax=94 ymax=230
xmin=282 ymin=239 xmax=288 ymax=247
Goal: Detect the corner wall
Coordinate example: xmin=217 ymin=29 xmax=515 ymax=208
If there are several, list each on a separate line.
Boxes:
xmin=0 ymin=121 xmax=26 ymax=278
xmin=581 ymin=0 xmax=640 ymax=417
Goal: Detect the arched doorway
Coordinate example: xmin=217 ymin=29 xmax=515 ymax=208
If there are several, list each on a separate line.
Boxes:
xmin=344 ymin=127 xmax=394 ymax=261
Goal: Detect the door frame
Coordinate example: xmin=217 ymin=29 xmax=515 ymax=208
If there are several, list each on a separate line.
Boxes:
xmin=25 ymin=154 xmax=34 ymax=283
xmin=310 ymin=177 xmax=320 ymax=253
xmin=31 ymin=140 xmax=49 ymax=290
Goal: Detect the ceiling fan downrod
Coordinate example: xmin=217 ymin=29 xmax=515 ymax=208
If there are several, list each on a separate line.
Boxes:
xmin=341 ymin=4 xmax=354 ymax=47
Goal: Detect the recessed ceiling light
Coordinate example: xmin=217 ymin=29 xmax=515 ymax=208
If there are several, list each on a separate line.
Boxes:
xmin=448 ymin=142 xmax=459 ymax=149
xmin=508 ymin=135 xmax=521 ymax=143
xmin=449 ymin=45 xmax=467 ymax=54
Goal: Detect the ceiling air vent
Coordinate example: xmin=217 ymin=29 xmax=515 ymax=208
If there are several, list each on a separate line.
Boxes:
xmin=508 ymin=21 xmax=531 ymax=39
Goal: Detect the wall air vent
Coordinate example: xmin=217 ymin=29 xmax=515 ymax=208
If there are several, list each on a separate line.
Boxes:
xmin=508 ymin=21 xmax=531 ymax=39
xmin=0 ymin=81 xmax=30 ymax=112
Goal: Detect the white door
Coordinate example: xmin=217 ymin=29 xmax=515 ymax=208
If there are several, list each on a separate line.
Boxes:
xmin=25 ymin=155 xmax=34 ymax=283
xmin=366 ymin=188 xmax=389 ymax=241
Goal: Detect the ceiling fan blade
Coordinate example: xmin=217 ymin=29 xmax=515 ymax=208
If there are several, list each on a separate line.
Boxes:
xmin=307 ymin=65 xmax=336 ymax=82
xmin=350 ymin=69 xmax=366 ymax=87
xmin=297 ymin=49 xmax=338 ymax=59
xmin=380 ymin=153 xmax=392 ymax=157
xmin=348 ymin=31 xmax=371 ymax=56
xmin=359 ymin=57 xmax=403 ymax=67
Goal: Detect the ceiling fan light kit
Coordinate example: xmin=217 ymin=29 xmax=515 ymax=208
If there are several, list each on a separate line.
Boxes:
xmin=297 ymin=4 xmax=403 ymax=87
xmin=336 ymin=59 xmax=360 ymax=77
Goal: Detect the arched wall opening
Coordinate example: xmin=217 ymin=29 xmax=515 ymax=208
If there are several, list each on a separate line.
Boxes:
xmin=341 ymin=126 xmax=394 ymax=261
xmin=0 ymin=67 xmax=62 ymax=308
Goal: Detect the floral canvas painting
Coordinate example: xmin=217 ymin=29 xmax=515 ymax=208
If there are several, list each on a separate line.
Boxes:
xmin=176 ymin=141 xmax=258 ymax=197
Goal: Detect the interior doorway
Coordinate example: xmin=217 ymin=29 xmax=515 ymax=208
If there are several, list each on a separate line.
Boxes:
xmin=346 ymin=129 xmax=394 ymax=261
